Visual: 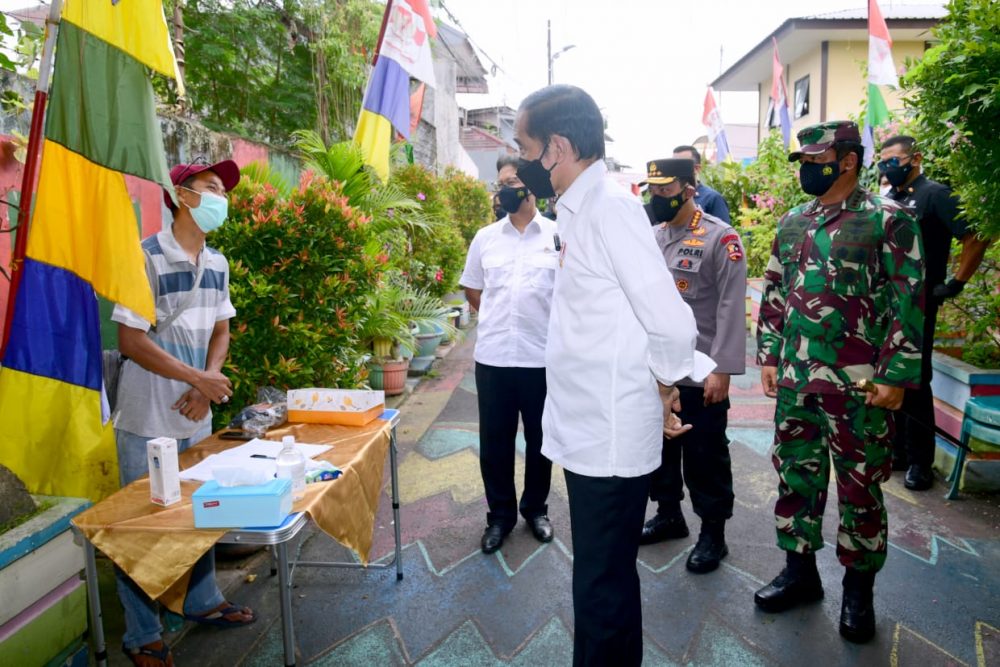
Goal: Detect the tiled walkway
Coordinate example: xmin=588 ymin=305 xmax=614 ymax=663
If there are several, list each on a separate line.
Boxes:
xmin=155 ymin=332 xmax=999 ymax=666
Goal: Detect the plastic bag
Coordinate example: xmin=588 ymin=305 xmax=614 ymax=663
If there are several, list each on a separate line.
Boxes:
xmin=226 ymin=387 xmax=288 ymax=438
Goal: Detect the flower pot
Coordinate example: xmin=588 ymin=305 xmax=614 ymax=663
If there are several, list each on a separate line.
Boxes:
xmin=369 ymin=359 xmax=409 ymax=396
xmin=414 ymin=323 xmax=445 ymax=357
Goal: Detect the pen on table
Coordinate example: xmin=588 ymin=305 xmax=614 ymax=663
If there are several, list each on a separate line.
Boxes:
xmin=250 ymin=454 xmax=276 ymax=460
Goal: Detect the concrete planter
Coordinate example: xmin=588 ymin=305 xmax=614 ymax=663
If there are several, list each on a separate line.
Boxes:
xmin=0 ymin=496 xmax=90 ymax=666
xmin=930 ymin=351 xmax=1000 ymax=492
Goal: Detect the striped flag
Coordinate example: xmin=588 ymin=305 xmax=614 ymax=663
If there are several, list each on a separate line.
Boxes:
xmin=862 ymin=0 xmax=897 ymax=165
xmin=702 ymin=88 xmax=731 ymax=163
xmin=354 ymin=0 xmax=436 ymax=180
xmin=771 ymin=38 xmax=792 ymax=148
xmin=0 ymin=1 xmax=182 ymax=501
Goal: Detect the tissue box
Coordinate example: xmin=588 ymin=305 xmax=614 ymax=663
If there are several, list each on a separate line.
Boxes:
xmin=287 ymin=388 xmax=385 ymax=426
xmin=147 ymin=437 xmax=181 ymax=506
xmin=192 ymin=478 xmax=292 ymax=529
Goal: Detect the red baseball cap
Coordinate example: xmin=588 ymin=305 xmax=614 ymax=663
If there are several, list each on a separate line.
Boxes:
xmin=163 ymin=159 xmax=241 ymax=211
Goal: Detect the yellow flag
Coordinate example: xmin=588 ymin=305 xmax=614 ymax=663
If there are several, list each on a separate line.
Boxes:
xmin=61 ymin=0 xmax=184 ymax=93
xmin=29 ymin=141 xmax=155 ymax=323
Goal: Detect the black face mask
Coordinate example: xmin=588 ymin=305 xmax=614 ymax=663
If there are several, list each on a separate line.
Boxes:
xmin=516 ymin=143 xmax=558 ymax=199
xmin=650 ymin=193 xmax=685 ymax=222
xmin=881 ymin=162 xmax=913 ymax=188
xmin=497 ymin=185 xmax=530 ymax=214
xmin=799 ymin=160 xmax=841 ymax=196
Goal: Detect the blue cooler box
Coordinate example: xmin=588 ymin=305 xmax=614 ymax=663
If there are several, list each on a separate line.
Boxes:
xmin=192 ymin=478 xmax=293 ymax=529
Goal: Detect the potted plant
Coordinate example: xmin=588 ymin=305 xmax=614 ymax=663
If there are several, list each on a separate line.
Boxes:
xmin=357 ymin=286 xmax=416 ymax=396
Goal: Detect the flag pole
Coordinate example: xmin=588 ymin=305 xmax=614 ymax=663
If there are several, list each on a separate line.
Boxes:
xmin=372 ymin=0 xmax=394 ymax=66
xmin=1 ymin=0 xmax=64 ymax=357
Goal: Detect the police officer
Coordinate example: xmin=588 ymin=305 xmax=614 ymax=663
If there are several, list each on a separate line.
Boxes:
xmin=755 ymin=121 xmax=924 ymax=644
xmin=638 ymin=158 xmax=746 ymax=574
xmin=878 ymin=135 xmax=993 ymax=490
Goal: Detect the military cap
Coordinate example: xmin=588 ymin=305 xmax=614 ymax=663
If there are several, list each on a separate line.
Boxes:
xmin=788 ymin=121 xmax=862 ymax=161
xmin=639 ymin=158 xmax=696 ymax=186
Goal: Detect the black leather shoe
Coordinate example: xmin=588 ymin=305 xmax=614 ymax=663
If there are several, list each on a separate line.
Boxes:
xmin=840 ymin=570 xmax=876 ymax=643
xmin=686 ymin=531 xmax=728 ymax=574
xmin=904 ymin=464 xmax=933 ymax=491
xmin=639 ymin=513 xmax=689 ymax=545
xmin=528 ymin=515 xmax=554 ymax=543
xmin=481 ymin=524 xmax=510 ymax=554
xmin=754 ymin=554 xmax=824 ymax=613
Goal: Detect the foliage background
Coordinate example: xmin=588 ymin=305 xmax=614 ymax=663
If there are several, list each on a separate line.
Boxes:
xmin=701 ymin=131 xmax=811 ymax=276
xmin=210 ymin=173 xmax=381 ymax=424
xmin=902 ymin=0 xmax=1000 ymax=239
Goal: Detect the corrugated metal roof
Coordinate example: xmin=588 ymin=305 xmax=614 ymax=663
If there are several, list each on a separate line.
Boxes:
xmin=460 ymin=126 xmax=511 ymax=151
xmin=804 ymin=4 xmax=948 ymax=20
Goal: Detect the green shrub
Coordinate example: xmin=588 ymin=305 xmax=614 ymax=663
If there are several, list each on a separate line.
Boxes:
xmin=935 ymin=242 xmax=1000 ymax=367
xmin=701 ymin=131 xmax=811 ymax=276
xmin=903 ymin=0 xmax=1000 ymax=239
xmin=440 ymin=166 xmax=493 ymax=245
xmin=392 ymin=164 xmax=468 ymax=298
xmin=210 ymin=172 xmax=380 ymax=426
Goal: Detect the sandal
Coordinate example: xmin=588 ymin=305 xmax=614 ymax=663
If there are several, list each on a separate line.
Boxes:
xmin=122 ymin=641 xmax=174 ymax=667
xmin=184 ymin=601 xmax=257 ymax=628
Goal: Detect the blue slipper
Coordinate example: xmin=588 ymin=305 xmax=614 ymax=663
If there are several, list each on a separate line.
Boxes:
xmin=184 ymin=603 xmax=256 ymax=628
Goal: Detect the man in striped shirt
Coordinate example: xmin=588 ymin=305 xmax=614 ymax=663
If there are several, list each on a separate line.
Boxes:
xmin=111 ymin=159 xmax=254 ymax=665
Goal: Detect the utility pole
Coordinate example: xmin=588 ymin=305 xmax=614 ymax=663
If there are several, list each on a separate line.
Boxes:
xmin=547 ymin=20 xmax=552 ymax=86
xmin=547 ymin=21 xmax=576 ymax=87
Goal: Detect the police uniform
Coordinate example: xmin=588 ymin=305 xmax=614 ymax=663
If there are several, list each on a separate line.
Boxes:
xmin=754 ymin=121 xmax=924 ymax=643
xmin=640 ymin=158 xmax=747 ymax=572
xmin=888 ymin=175 xmax=967 ymax=478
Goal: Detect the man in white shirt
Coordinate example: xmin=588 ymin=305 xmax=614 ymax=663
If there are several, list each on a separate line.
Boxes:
xmin=514 ymin=85 xmax=713 ymax=666
xmin=460 ymin=155 xmax=559 ymax=554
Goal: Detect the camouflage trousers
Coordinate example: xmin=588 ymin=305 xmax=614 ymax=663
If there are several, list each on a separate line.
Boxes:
xmin=771 ymin=388 xmax=893 ymax=572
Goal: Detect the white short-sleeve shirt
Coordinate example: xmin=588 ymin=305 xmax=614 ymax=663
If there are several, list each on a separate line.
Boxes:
xmin=459 ymin=212 xmax=558 ymax=368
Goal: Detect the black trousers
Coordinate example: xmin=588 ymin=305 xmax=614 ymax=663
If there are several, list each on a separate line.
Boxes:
xmin=565 ymin=469 xmax=649 ymax=667
xmin=648 ymin=386 xmax=734 ymax=522
xmin=893 ymin=298 xmax=940 ymax=469
xmin=475 ymin=363 xmax=552 ymax=529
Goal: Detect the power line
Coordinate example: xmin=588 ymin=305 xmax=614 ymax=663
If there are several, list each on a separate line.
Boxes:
xmin=436 ymin=0 xmax=505 ymax=77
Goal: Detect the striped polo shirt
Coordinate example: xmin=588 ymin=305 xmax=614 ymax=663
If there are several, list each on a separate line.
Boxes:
xmin=112 ymin=226 xmax=236 ymax=439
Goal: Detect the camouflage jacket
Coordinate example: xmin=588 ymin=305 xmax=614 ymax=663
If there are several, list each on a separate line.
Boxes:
xmin=756 ymin=186 xmax=925 ymax=394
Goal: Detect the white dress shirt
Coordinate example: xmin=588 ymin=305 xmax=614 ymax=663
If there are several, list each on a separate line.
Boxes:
xmin=460 ymin=212 xmax=558 ymax=368
xmin=542 ymin=161 xmax=715 ymax=478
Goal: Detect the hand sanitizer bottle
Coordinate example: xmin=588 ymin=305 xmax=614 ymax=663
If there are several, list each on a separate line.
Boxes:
xmin=275 ymin=435 xmax=306 ymax=501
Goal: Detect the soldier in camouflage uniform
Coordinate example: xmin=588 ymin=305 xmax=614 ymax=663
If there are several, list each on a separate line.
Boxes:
xmin=754 ymin=121 xmax=924 ymax=644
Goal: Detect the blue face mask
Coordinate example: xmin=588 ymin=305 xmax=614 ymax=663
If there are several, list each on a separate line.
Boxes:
xmin=181 ymin=187 xmax=228 ymax=233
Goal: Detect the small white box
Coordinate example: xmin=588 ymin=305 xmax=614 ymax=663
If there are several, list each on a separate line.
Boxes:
xmin=147 ymin=437 xmax=181 ymax=506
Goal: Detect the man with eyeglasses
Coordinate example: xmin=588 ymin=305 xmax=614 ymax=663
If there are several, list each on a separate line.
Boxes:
xmin=460 ymin=154 xmax=557 ymax=555
xmin=111 ymin=159 xmax=254 ymax=665
xmin=878 ymin=135 xmax=993 ymax=490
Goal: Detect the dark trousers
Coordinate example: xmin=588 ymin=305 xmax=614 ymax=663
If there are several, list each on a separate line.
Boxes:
xmin=893 ymin=298 xmax=940 ymax=468
xmin=475 ymin=362 xmax=551 ymax=529
xmin=565 ymin=469 xmax=650 ymax=667
xmin=648 ymin=386 xmax=734 ymax=522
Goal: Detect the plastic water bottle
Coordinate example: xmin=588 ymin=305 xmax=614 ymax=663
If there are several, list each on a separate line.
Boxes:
xmin=275 ymin=435 xmax=306 ymax=501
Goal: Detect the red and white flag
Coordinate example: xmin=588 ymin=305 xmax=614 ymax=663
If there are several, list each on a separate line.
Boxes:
xmin=702 ymin=88 xmax=730 ymax=163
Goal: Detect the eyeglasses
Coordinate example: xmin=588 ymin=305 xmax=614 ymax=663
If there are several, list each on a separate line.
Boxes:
xmin=876 ymin=156 xmax=911 ymax=173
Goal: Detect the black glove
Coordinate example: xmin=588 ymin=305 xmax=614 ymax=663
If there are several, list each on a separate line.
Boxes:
xmin=932 ymin=278 xmax=966 ymax=301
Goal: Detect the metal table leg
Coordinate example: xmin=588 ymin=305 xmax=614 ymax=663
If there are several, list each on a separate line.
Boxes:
xmin=389 ymin=424 xmax=403 ymax=581
xmin=276 ymin=541 xmax=296 ymax=666
xmin=80 ymin=533 xmax=108 ymax=667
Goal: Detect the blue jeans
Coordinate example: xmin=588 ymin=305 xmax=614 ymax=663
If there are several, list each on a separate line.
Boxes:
xmin=114 ymin=427 xmax=224 ymax=650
